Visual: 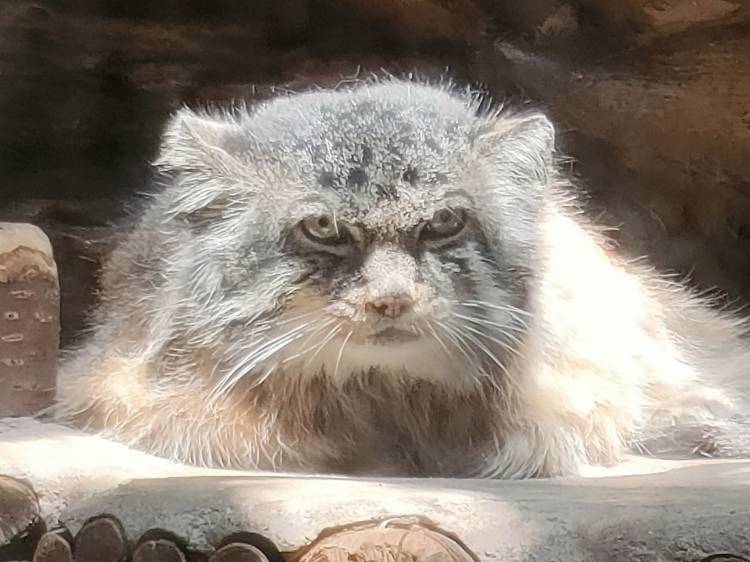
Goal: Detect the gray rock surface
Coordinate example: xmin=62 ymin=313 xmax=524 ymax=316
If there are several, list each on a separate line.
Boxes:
xmin=60 ymin=463 xmax=750 ymax=561
xmin=2 ymin=417 xmax=749 ymax=561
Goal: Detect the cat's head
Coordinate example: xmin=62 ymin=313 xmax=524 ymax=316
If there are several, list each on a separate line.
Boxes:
xmin=155 ymin=79 xmax=556 ymax=391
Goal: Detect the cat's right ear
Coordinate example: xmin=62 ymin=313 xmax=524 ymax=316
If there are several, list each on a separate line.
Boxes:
xmin=154 ymin=108 xmax=248 ymax=225
xmin=154 ymin=107 xmax=242 ymax=177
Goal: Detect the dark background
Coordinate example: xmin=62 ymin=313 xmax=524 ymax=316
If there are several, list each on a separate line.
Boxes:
xmin=1 ymin=0 xmax=749 ymax=345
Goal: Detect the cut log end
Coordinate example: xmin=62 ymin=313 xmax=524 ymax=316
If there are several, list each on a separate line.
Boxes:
xmin=33 ymin=529 xmax=74 ymax=562
xmin=73 ymin=515 xmax=129 ymax=562
xmin=0 ymin=474 xmax=41 ymax=545
xmin=132 ymin=539 xmax=187 ymax=562
xmin=289 ymin=516 xmax=480 ymax=562
xmin=211 ymin=543 xmax=270 ymax=562
xmin=0 ymin=222 xmax=57 ymax=284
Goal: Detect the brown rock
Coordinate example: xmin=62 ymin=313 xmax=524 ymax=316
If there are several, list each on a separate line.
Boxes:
xmin=0 ymin=222 xmax=60 ymax=417
xmin=490 ymin=29 xmax=750 ymax=300
xmin=574 ymin=0 xmax=749 ymax=40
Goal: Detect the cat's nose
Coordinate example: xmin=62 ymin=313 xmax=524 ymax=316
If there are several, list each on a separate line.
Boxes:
xmin=366 ymin=294 xmax=414 ymax=318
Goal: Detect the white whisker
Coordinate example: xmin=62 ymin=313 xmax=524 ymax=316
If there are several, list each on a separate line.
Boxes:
xmin=434 ymin=319 xmax=482 ymax=371
xmin=425 ymin=321 xmax=453 ymax=358
xmin=452 ymin=325 xmax=510 ymax=376
xmin=334 ymin=330 xmax=354 ymax=380
xmin=452 ymin=318 xmax=520 ymax=356
xmin=281 ymin=318 xmax=337 ymax=363
xmin=209 ymin=321 xmax=315 ymax=400
xmin=304 ymin=321 xmax=344 ymax=368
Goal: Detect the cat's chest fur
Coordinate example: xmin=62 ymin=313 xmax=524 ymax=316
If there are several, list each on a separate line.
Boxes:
xmin=261 ymin=373 xmax=497 ymax=476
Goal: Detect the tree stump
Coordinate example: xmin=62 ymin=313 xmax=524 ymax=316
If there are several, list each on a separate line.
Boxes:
xmin=0 ymin=222 xmax=59 ymax=417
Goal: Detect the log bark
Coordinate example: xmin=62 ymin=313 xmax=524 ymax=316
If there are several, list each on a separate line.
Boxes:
xmin=0 ymin=223 xmax=59 ymax=416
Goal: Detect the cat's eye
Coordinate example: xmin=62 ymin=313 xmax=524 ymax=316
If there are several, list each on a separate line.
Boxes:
xmin=299 ymin=215 xmax=348 ymax=245
xmin=419 ymin=208 xmax=467 ymax=242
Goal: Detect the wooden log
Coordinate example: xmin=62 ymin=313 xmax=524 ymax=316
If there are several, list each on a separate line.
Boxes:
xmin=211 ymin=543 xmax=269 ymax=562
xmin=33 ymin=529 xmax=74 ymax=562
xmin=216 ymin=532 xmax=283 ymax=562
xmin=288 ymin=516 xmax=479 ymax=562
xmin=0 ymin=222 xmax=59 ymax=417
xmin=0 ymin=474 xmax=40 ymax=545
xmin=0 ymin=200 xmax=121 ymax=348
xmin=73 ymin=515 xmax=129 ymax=562
xmin=132 ymin=539 xmax=187 ymax=562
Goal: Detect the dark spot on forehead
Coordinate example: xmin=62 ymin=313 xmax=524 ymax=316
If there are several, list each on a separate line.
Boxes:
xmin=396 ymin=137 xmax=416 ymax=148
xmin=361 ymin=146 xmax=373 ymax=167
xmin=427 ymin=171 xmax=449 ymax=185
xmin=350 ymin=145 xmax=373 ymax=167
xmin=347 ymin=167 xmax=368 ymax=188
xmin=425 ymin=138 xmax=442 ymax=153
xmin=402 ymin=167 xmax=418 ymax=185
xmin=374 ymin=183 xmax=400 ymax=201
xmin=318 ymin=171 xmax=336 ymax=188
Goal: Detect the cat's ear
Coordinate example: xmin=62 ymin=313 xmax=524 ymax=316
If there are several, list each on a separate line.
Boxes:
xmin=155 ymin=108 xmax=246 ymax=224
xmin=476 ymin=112 xmax=556 ymax=186
xmin=473 ymin=112 xmax=556 ymax=258
xmin=155 ymin=107 xmax=242 ymax=175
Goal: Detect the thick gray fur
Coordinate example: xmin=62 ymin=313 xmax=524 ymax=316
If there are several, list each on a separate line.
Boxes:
xmin=53 ymin=78 xmax=750 ymax=478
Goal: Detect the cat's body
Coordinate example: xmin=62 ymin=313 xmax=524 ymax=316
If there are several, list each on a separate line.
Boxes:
xmin=54 ymin=79 xmax=750 ymax=478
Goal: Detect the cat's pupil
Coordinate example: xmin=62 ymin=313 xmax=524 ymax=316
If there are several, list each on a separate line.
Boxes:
xmin=318 ymin=216 xmax=331 ymax=229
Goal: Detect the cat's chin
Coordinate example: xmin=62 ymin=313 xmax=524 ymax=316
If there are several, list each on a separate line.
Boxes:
xmin=329 ymin=337 xmax=474 ymax=388
xmin=278 ymin=326 xmax=474 ymax=388
xmin=366 ymin=327 xmax=421 ymax=345
xmin=345 ymin=338 xmax=428 ymax=359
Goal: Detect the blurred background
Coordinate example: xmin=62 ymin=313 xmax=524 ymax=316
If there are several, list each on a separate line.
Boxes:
xmin=0 ymin=0 xmax=748 ymax=346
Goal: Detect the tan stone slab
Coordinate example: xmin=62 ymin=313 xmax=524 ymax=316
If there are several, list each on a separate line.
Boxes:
xmin=2 ymin=417 xmax=750 ymax=561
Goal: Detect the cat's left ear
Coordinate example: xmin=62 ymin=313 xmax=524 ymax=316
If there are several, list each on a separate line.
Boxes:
xmin=476 ymin=112 xmax=556 ymax=185
xmin=472 ymin=112 xmax=556 ymax=258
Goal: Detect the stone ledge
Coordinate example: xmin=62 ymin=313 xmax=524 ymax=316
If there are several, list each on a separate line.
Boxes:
xmin=1 ymin=417 xmax=749 ymax=561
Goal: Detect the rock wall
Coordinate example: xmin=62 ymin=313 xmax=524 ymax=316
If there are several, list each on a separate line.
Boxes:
xmin=0 ymin=0 xmax=748 ymax=344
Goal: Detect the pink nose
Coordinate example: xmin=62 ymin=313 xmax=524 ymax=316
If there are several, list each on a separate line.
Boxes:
xmin=366 ymin=294 xmax=414 ymax=318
